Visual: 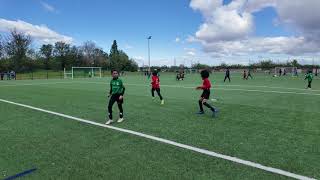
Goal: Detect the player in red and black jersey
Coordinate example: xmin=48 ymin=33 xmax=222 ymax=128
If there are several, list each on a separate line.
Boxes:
xmin=151 ymin=71 xmax=164 ymax=105
xmin=196 ymin=70 xmax=218 ymax=116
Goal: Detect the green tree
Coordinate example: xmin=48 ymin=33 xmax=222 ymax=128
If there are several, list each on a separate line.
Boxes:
xmin=109 ymin=40 xmax=119 ymax=70
xmin=66 ymin=45 xmax=80 ymax=68
xmin=192 ymin=63 xmax=210 ymax=69
xmin=40 ymin=44 xmax=53 ymax=70
xmin=0 ymin=35 xmax=3 ymax=59
xmin=5 ymin=30 xmax=32 ymax=71
xmin=54 ymin=41 xmax=70 ymax=69
xmin=80 ymin=41 xmax=108 ymax=67
xmin=110 ymin=40 xmax=119 ymax=57
xmin=291 ymin=59 xmax=300 ymax=67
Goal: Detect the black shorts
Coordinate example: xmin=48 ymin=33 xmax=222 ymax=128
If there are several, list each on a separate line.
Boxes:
xmin=109 ymin=94 xmax=123 ymax=104
xmin=152 ymin=88 xmax=160 ymax=92
xmin=201 ymin=89 xmax=210 ymax=99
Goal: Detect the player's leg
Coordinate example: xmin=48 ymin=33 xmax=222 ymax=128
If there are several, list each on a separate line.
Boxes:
xmin=228 ymin=75 xmax=231 ymax=82
xmin=202 ymin=99 xmax=215 ymax=111
xmin=308 ymin=81 xmax=312 ymax=89
xmin=156 ymin=88 xmax=163 ymax=100
xmin=117 ymin=98 xmax=124 ymax=122
xmin=197 ymin=97 xmax=204 ymax=114
xmin=106 ymin=95 xmax=117 ymax=124
xmin=156 ymin=88 xmax=164 ymax=104
xmin=151 ymin=88 xmax=155 ymax=98
xmin=224 ymin=76 xmax=227 ymax=82
xmin=202 ymin=91 xmax=218 ymax=117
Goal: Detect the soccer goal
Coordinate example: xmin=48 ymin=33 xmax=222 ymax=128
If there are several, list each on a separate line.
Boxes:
xmin=274 ymin=67 xmax=297 ymax=76
xmin=64 ymin=67 xmax=102 ymax=79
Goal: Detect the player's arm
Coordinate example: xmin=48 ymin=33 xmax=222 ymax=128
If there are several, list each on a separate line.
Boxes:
xmin=196 ymin=85 xmax=203 ymax=90
xmin=119 ymin=81 xmax=125 ymax=99
xmin=196 ymin=84 xmax=206 ymax=90
xmin=109 ymin=83 xmax=112 ymax=97
xmin=120 ymin=86 xmax=125 ymax=96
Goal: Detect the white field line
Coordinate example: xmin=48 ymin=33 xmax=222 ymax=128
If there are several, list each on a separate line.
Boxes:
xmin=1 ymin=80 xmax=320 ymax=96
xmin=0 ymin=98 xmax=317 ymax=180
xmin=0 ymin=82 xmax=71 ymax=87
xmin=123 ymin=83 xmax=320 ymax=96
xmin=214 ymin=84 xmax=320 ymax=92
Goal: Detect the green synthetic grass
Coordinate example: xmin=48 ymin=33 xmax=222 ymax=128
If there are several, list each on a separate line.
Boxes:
xmin=0 ymin=73 xmax=319 ymax=180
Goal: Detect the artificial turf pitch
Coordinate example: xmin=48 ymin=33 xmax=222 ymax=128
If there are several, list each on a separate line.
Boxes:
xmin=0 ymin=72 xmax=319 ymax=180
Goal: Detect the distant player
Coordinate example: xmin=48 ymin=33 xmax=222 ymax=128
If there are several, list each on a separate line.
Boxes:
xmin=279 ymin=68 xmax=282 ymax=76
xmin=243 ymin=70 xmax=247 ymax=80
xmin=293 ymin=68 xmax=298 ymax=76
xmin=305 ymin=70 xmax=313 ymax=89
xmin=151 ymin=71 xmax=164 ymax=105
xmin=247 ymin=69 xmax=253 ymax=79
xmin=105 ymin=70 xmax=126 ymax=125
xmin=196 ymin=70 xmax=218 ymax=117
xmin=223 ymin=68 xmax=231 ymax=82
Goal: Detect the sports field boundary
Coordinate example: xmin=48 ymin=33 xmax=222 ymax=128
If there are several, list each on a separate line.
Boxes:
xmin=1 ymin=80 xmax=320 ymax=96
xmin=0 ymin=98 xmax=317 ymax=180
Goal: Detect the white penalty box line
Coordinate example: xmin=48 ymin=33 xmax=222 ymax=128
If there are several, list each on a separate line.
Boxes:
xmin=0 ymin=98 xmax=317 ymax=180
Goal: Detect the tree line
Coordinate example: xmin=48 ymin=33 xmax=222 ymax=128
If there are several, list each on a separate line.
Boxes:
xmin=148 ymin=59 xmax=318 ymax=72
xmin=0 ymin=30 xmax=138 ymax=72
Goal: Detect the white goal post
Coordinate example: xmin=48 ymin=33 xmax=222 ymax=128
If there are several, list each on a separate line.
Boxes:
xmin=274 ymin=67 xmax=298 ymax=76
xmin=64 ymin=67 xmax=102 ymax=79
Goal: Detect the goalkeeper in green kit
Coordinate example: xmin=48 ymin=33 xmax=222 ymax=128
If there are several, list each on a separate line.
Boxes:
xmin=305 ymin=70 xmax=313 ymax=89
xmin=106 ymin=70 xmax=126 ymax=125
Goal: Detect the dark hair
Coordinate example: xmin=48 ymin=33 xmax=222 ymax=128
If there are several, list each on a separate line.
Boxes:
xmin=200 ymin=69 xmax=209 ymax=79
xmin=152 ymin=71 xmax=158 ymax=76
xmin=111 ymin=69 xmax=118 ymax=74
xmin=309 ymin=70 xmax=313 ymax=73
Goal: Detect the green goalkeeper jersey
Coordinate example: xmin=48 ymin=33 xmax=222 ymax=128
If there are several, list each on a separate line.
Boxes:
xmin=305 ymin=73 xmax=313 ymax=82
xmin=110 ymin=78 xmax=125 ymax=95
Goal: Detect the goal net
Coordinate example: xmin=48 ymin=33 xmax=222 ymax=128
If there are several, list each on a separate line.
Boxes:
xmin=274 ymin=67 xmax=297 ymax=76
xmin=64 ymin=67 xmax=102 ymax=79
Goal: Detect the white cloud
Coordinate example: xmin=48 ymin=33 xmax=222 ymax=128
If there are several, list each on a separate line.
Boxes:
xmin=184 ymin=47 xmax=197 ymax=57
xmin=191 ymin=0 xmax=254 ymax=42
xmin=189 ymin=0 xmax=320 ymax=58
xmin=275 ymin=0 xmax=320 ymax=40
xmin=186 ymin=35 xmax=199 ymax=43
xmin=175 ymin=37 xmax=180 ymax=42
xmin=133 ymin=56 xmax=145 ymax=61
xmin=202 ymin=36 xmax=320 ymax=56
xmin=187 ymin=51 xmax=196 ymax=56
xmin=132 ymin=56 xmax=146 ymax=66
xmin=190 ymin=0 xmax=222 ymax=18
xmin=40 ymin=1 xmax=57 ymax=13
xmin=124 ymin=44 xmax=133 ymax=50
xmin=245 ymin=0 xmax=276 ymax=13
xmin=0 ymin=18 xmax=73 ymax=44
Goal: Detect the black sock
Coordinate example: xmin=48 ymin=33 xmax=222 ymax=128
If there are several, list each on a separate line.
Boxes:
xmin=198 ymin=101 xmax=204 ymax=112
xmin=108 ymin=106 xmax=113 ymax=120
xmin=118 ymin=103 xmax=123 ymax=118
xmin=203 ymin=102 xmax=215 ymax=111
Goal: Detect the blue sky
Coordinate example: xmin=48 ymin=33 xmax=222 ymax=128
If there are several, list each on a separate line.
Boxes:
xmin=0 ymin=0 xmax=319 ymax=66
